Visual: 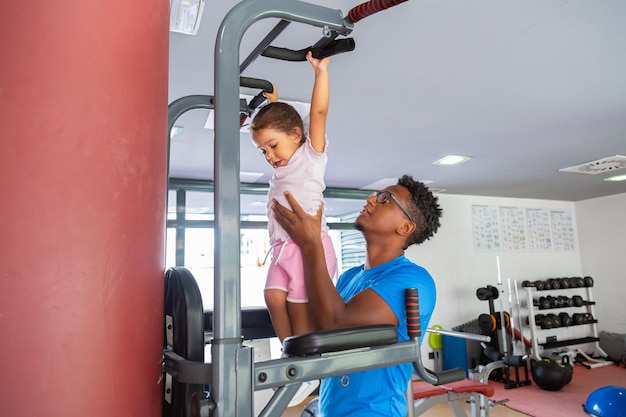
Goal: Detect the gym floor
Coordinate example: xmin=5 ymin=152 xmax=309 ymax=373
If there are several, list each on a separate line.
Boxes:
xmin=281 ymin=396 xmax=531 ymax=417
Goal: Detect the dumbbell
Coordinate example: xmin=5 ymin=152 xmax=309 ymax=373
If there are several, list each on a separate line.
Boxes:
xmin=583 ymin=276 xmax=594 ymax=287
xmin=572 ymin=312 xmax=594 ymax=324
xmin=522 ymin=280 xmax=547 ymax=291
xmin=478 ymin=311 xmax=510 ymax=333
xmin=560 ymin=296 xmax=574 ymax=307
xmin=534 ymin=313 xmax=556 ymax=329
xmin=572 ymin=295 xmax=584 ymax=307
xmin=559 ymin=312 xmax=573 ymax=327
xmin=476 ymin=285 xmax=499 ymax=301
xmin=545 ymin=295 xmax=564 ymax=308
xmin=546 ymin=278 xmax=561 ymax=290
xmin=559 ymin=277 xmax=571 ymax=289
xmin=549 ymin=295 xmax=564 ymax=308
xmin=547 ymin=313 xmax=561 ymax=328
xmin=572 ymin=313 xmax=585 ymax=324
xmin=536 ymin=296 xmax=552 ymax=309
xmin=555 ymin=295 xmax=573 ymax=307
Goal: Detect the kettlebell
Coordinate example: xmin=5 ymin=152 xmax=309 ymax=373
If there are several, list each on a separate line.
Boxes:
xmin=531 ymin=357 xmax=571 ymax=391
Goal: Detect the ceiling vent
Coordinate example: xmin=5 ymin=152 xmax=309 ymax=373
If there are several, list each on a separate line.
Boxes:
xmin=559 ymin=155 xmax=626 ymax=175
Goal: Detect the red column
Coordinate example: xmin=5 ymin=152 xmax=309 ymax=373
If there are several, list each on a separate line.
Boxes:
xmin=0 ymin=1 xmax=169 ymax=416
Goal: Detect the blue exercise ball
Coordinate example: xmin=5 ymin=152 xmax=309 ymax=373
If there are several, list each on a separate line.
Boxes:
xmin=584 ymin=386 xmax=626 ymax=417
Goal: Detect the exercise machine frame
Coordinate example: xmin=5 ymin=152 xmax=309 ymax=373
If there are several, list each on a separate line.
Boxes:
xmin=163 ymin=1 xmax=494 ymax=417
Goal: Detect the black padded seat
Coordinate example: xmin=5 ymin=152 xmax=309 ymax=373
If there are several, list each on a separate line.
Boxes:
xmin=282 ymin=324 xmax=398 ymax=356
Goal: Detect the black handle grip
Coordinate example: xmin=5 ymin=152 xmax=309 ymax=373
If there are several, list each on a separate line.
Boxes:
xmin=405 ymin=288 xmax=420 ymax=341
xmin=311 ymin=38 xmax=356 ymax=59
xmin=239 ymin=77 xmax=275 ymax=116
xmin=248 ymin=93 xmax=269 ymax=111
xmin=261 ymin=38 xmax=356 ymax=62
xmin=239 ymin=76 xmax=273 ymax=92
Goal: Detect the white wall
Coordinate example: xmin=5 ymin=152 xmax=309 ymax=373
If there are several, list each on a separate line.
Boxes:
xmin=404 ymin=193 xmax=591 ymax=365
xmin=406 ymin=193 xmax=582 ymax=331
xmin=575 ymin=192 xmax=626 ymax=333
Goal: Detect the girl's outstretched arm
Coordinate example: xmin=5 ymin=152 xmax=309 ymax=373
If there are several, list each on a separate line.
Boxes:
xmin=306 ymin=51 xmax=331 ymax=153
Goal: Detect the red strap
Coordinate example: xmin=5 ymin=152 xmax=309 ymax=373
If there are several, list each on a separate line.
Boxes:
xmin=347 ymin=0 xmax=409 ymax=23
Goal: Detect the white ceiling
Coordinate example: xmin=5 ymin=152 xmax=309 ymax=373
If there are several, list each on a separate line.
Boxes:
xmin=168 ymin=0 xmax=626 ymax=205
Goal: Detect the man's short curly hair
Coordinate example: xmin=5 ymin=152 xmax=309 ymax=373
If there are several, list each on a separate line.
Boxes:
xmin=398 ymin=175 xmax=443 ymax=247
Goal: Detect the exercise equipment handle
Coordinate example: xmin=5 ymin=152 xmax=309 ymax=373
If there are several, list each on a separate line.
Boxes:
xmin=256 ymin=0 xmax=409 ymax=63
xmin=347 ymin=0 xmax=409 ymax=23
xmin=405 ymin=288 xmax=421 ymax=341
xmin=405 ymin=288 xmax=467 ymax=386
xmin=240 ymin=77 xmax=274 ymax=110
xmin=261 ymin=38 xmax=356 ymax=61
xmin=239 ymin=76 xmax=273 ymax=92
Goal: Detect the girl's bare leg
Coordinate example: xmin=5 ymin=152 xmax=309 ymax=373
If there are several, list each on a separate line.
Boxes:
xmin=265 ymin=289 xmax=291 ymax=342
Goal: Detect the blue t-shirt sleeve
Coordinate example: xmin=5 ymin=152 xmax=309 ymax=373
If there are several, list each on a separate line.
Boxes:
xmin=370 ymin=262 xmax=436 ymax=344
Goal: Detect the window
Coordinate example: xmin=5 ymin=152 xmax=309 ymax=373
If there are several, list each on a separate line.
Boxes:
xmin=165 ymin=178 xmax=369 ymax=309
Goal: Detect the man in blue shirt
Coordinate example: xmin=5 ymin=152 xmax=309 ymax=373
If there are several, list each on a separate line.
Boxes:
xmin=271 ymin=174 xmax=443 ymax=416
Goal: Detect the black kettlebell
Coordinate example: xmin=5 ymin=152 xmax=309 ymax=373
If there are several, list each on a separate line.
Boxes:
xmin=531 ymin=357 xmax=571 ymax=391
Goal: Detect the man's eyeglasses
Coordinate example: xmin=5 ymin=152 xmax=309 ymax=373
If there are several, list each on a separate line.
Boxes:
xmin=370 ymin=191 xmax=415 ymax=223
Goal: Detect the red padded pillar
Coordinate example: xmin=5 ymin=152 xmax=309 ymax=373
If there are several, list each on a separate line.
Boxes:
xmin=0 ymin=1 xmax=169 ymax=416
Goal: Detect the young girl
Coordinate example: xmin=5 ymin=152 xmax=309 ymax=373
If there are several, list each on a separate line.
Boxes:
xmin=250 ymin=51 xmax=337 ymax=343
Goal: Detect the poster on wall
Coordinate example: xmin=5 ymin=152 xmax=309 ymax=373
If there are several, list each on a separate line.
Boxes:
xmin=471 ymin=204 xmax=501 ymax=252
xmin=526 ymin=207 xmax=552 ymax=251
xmin=499 ymin=206 xmax=527 ymax=252
xmin=550 ymin=209 xmax=576 ymax=252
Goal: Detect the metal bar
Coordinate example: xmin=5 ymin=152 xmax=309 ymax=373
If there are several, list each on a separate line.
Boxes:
xmin=495 ymin=256 xmax=508 ymax=356
xmin=168 ymin=177 xmax=375 ymax=200
xmin=175 ymin=190 xmax=186 ymax=266
xmin=213 ymin=2 xmax=352 ymax=416
xmin=426 ymin=328 xmax=491 ymax=343
xmin=525 ymin=287 xmax=541 ymax=361
xmin=240 ymin=19 xmax=292 ymax=74
xmin=253 ymin=342 xmax=422 ymax=390
xmin=507 ymin=278 xmax=516 ymax=355
xmin=513 ymin=279 xmax=526 ymax=354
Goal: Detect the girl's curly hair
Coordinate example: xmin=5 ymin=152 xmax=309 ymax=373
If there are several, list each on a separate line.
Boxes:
xmin=250 ymin=102 xmax=304 ymax=139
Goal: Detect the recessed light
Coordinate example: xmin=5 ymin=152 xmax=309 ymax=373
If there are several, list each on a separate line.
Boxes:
xmin=603 ymin=174 xmax=626 ymax=182
xmin=433 ymin=155 xmax=471 ymax=166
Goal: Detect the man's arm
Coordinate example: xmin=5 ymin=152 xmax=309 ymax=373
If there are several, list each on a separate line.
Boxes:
xmin=272 ymin=192 xmax=397 ymax=329
xmin=306 ymin=51 xmax=330 ymax=153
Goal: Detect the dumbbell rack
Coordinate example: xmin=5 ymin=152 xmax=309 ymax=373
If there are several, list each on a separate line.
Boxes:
xmin=524 ymin=282 xmax=611 ymax=367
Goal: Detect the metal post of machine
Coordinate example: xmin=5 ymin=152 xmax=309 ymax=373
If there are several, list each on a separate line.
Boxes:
xmin=212 ymin=2 xmax=351 ymax=416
